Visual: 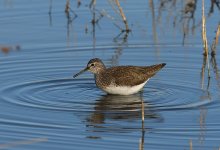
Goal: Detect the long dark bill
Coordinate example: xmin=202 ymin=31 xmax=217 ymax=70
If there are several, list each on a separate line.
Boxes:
xmin=73 ymin=67 xmax=88 ymax=78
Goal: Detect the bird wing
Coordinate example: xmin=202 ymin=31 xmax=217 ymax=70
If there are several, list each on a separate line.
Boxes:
xmin=104 ymin=64 xmax=165 ymax=86
xmin=105 ymin=66 xmax=150 ymax=86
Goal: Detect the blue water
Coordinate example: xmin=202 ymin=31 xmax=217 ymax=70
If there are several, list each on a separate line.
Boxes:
xmin=0 ymin=0 xmax=220 ymax=149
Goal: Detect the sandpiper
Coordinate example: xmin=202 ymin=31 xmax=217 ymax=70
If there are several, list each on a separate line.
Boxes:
xmin=73 ymin=58 xmax=166 ymax=95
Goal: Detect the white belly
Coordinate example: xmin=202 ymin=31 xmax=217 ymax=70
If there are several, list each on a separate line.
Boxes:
xmin=102 ymin=80 xmax=149 ymax=95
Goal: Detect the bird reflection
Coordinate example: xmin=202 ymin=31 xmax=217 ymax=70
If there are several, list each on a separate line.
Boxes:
xmin=85 ymin=94 xmax=162 ymax=149
xmin=86 ymin=94 xmax=161 ymax=126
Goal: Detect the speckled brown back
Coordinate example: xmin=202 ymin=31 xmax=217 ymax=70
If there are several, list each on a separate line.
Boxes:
xmin=95 ymin=63 xmax=166 ymax=87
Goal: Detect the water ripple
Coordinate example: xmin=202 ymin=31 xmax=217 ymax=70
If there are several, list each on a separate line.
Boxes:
xmin=0 ymin=78 xmax=100 ymax=111
xmin=144 ymin=82 xmax=211 ymax=111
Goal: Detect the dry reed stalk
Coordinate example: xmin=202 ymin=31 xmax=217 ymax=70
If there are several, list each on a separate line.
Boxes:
xmin=201 ymin=0 xmax=211 ymax=79
xmin=65 ymin=0 xmax=70 ymax=13
xmin=201 ymin=56 xmax=206 ymax=89
xmin=202 ymin=0 xmax=208 ymax=56
xmin=216 ymin=24 xmax=220 ymax=43
xmin=89 ymin=0 xmax=96 ymax=9
xmin=211 ymin=23 xmax=220 ymax=56
xmin=189 ymin=139 xmax=193 ymax=150
xmin=139 ymin=99 xmax=145 ymax=150
xmin=138 ymin=137 xmax=144 ymax=150
xmin=114 ymin=0 xmax=130 ymax=32
xmin=141 ymin=99 xmax=145 ymax=126
xmin=64 ymin=0 xmax=77 ymax=22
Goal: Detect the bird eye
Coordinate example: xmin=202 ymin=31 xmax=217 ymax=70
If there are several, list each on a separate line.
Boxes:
xmin=91 ymin=63 xmax=95 ymax=66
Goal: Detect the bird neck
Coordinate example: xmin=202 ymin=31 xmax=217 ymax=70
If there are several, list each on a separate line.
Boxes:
xmin=97 ymin=67 xmax=106 ymax=74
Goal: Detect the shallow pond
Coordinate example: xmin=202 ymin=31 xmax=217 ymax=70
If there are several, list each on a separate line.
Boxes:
xmin=0 ymin=0 xmax=220 ymax=149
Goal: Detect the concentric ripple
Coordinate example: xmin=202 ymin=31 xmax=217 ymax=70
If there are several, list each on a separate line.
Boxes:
xmin=144 ymin=82 xmax=212 ymax=111
xmin=0 ymin=47 xmax=215 ymax=113
xmin=0 ymin=77 xmax=102 ymax=111
xmin=0 ymin=74 xmax=213 ymax=114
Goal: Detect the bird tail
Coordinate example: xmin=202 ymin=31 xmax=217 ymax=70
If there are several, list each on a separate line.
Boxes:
xmin=146 ymin=63 xmax=166 ymax=75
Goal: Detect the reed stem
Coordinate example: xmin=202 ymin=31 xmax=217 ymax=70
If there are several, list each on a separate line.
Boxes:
xmin=202 ymin=0 xmax=211 ymax=80
xmin=115 ymin=0 xmax=130 ymax=32
xmin=202 ymin=0 xmax=208 ymax=56
xmin=65 ymin=0 xmax=70 ymax=13
xmin=189 ymin=139 xmax=193 ymax=150
xmin=211 ymin=23 xmax=220 ymax=56
xmin=141 ymin=99 xmax=145 ymax=128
